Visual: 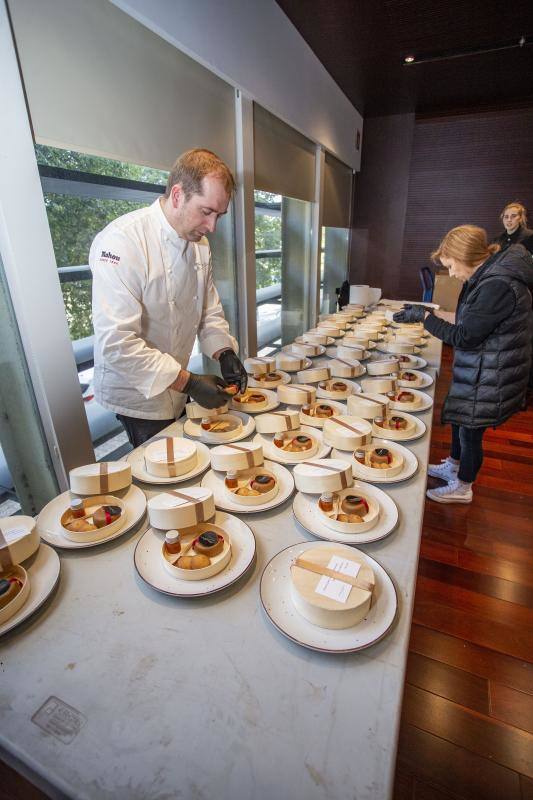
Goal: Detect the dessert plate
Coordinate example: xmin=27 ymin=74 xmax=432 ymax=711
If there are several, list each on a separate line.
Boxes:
xmin=372 ymin=412 xmax=427 ymax=442
xmin=332 ymin=439 xmax=418 ymax=484
xmin=126 ymin=441 xmax=211 ymax=485
xmin=36 ymin=484 xmax=147 ymax=549
xmin=231 ymin=388 xmax=279 ymax=415
xmin=248 ymin=370 xmax=291 ymax=389
xmin=0 ymin=545 xmax=60 ymax=637
xmin=253 ymin=426 xmax=331 ymax=465
xmin=293 ymin=481 xmax=398 ymax=544
xmin=183 ymin=411 xmax=255 ymax=443
xmin=201 ymin=460 xmax=294 ymax=513
xmin=134 ymin=512 xmax=256 ymax=598
xmin=397 ymin=369 xmax=433 ymax=389
xmin=297 ymin=399 xmax=347 ymax=428
xmin=389 ymin=389 xmax=433 ymax=413
xmin=316 ymin=379 xmax=362 ymax=400
xmin=260 ymin=542 xmax=397 ymax=653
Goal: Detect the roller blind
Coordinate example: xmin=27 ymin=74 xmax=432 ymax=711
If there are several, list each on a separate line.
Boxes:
xmin=9 ymin=0 xmax=235 ymax=172
xmin=254 ymin=104 xmax=316 ymax=202
xmin=323 ymin=152 xmax=353 ymax=228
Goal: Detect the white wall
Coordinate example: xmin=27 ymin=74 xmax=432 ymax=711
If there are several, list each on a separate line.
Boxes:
xmin=111 ymin=0 xmax=363 ymax=170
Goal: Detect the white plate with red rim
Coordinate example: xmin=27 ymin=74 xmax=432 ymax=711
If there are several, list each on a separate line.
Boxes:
xmin=332 ymin=439 xmax=418 ymax=484
xmin=183 ymin=411 xmax=256 ymax=443
xmin=134 ymin=511 xmax=256 ymax=598
xmin=127 ymin=441 xmax=211 ymax=485
xmin=247 ymin=370 xmax=291 ymax=389
xmin=230 ymin=388 xmax=280 ymax=414
xmin=293 ymin=480 xmax=398 ymax=544
xmin=253 ymin=426 xmax=331 ymax=465
xmin=260 ymin=542 xmax=397 ymax=653
xmin=0 ymin=545 xmax=61 ymax=637
xmin=36 ymin=484 xmax=147 ymax=549
xmin=396 ymin=369 xmax=433 ymax=389
xmin=200 ymin=460 xmax=294 ymax=513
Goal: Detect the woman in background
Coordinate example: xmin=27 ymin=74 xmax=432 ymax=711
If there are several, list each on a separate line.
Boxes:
xmin=394 ymin=225 xmax=532 ymax=504
xmin=494 ymin=201 xmax=533 ymax=251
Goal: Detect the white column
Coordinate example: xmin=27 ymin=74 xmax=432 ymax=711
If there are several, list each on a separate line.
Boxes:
xmin=0 ymin=1 xmax=94 ymax=490
xmin=233 ymin=89 xmax=257 ymax=357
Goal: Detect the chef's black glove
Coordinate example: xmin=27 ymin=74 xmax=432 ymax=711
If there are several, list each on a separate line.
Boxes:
xmin=218 ymin=349 xmax=248 ymax=394
xmin=184 ymin=372 xmax=230 ymax=409
xmin=392 ymin=304 xmax=428 ymax=324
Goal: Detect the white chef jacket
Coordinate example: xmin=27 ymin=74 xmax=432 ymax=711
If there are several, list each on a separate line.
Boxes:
xmin=90 ymin=199 xmax=238 ymax=420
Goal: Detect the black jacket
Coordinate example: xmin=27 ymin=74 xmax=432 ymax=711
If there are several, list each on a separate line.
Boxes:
xmin=494 ymin=225 xmax=533 ymax=251
xmin=425 ymin=245 xmax=533 ymax=428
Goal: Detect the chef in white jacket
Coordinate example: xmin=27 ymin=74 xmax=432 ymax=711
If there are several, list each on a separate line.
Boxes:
xmin=90 ymin=148 xmax=247 ymax=447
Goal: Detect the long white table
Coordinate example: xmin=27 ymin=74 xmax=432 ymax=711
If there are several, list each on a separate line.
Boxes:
xmin=0 ymin=337 xmax=442 ymax=800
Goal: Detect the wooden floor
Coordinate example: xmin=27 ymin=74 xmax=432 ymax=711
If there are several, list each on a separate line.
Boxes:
xmin=394 ymin=345 xmax=533 ymax=800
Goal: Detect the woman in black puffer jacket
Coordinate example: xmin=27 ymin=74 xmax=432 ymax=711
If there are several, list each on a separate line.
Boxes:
xmin=394 ymin=225 xmax=533 ymax=505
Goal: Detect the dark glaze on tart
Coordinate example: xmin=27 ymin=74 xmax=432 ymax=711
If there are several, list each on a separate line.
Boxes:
xmin=193 ymin=530 xmax=224 ymax=557
xmin=286 ymin=434 xmax=314 ymax=452
xmin=341 ymin=495 xmax=369 ymax=516
xmin=370 ymin=447 xmax=392 ymax=466
xmin=302 ymin=403 xmax=334 ymax=418
xmin=400 ymin=371 xmax=417 ymax=381
xmin=251 ymin=474 xmax=276 ymax=493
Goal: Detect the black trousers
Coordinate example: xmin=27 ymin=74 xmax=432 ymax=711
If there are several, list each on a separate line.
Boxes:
xmin=116 ymin=414 xmax=175 ymax=449
xmin=450 ymin=424 xmax=487 ymax=483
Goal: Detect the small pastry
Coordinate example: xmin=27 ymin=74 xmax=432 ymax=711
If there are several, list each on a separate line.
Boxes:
xmin=316 ymin=404 xmax=334 ymax=417
xmin=370 ymin=447 xmax=392 ymax=466
xmin=400 ymin=371 xmax=417 ymax=381
xmin=65 ymin=517 xmax=97 ymax=533
xmin=193 ymin=531 xmax=225 ymax=557
xmin=235 ymin=486 xmax=260 ymax=496
xmin=337 ymin=513 xmax=363 ymax=523
xmin=93 ymin=505 xmax=122 ymax=529
xmin=398 ymin=355 xmax=411 ymax=363
xmin=341 ymin=495 xmax=369 ymax=516
xmin=234 ymin=391 xmax=265 ymax=404
xmin=390 ymin=415 xmax=408 ymax=429
xmin=251 ymin=474 xmax=276 ymax=493
xmin=0 ymin=576 xmax=23 ymax=610
xmin=177 ymin=554 xmax=211 ymax=569
xmin=331 ymin=382 xmax=347 ymax=392
xmin=396 ymin=391 xmax=415 ymax=403
xmin=287 ymin=435 xmax=313 ymax=452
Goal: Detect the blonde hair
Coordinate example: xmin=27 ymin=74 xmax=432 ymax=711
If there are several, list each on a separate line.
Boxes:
xmin=500 ymin=201 xmax=528 ymax=225
xmin=431 ymin=225 xmax=500 ymax=268
xmin=164 ymin=148 xmax=235 ymax=200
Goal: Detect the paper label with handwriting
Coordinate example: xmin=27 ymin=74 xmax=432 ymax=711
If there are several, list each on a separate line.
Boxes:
xmin=327 ymin=555 xmax=361 ymax=579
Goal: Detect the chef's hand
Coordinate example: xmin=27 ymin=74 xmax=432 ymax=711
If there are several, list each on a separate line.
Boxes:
xmin=218 ymin=349 xmax=248 ymax=394
xmin=392 ymin=304 xmax=428 ymax=324
xmin=184 ymin=372 xmax=231 ymax=409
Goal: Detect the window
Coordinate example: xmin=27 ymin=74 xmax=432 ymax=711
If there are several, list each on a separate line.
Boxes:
xmin=255 ymin=190 xmax=313 ymax=354
xmin=320 ymin=226 xmax=350 ymax=315
xmin=37 ymin=144 xmax=238 ymax=456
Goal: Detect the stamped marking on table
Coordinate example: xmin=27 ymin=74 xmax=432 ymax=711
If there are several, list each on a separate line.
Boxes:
xmin=31 ymin=696 xmax=87 ymax=744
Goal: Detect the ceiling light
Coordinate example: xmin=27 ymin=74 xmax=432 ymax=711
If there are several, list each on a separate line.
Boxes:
xmin=402 ymin=35 xmax=531 ymax=65
xmin=404 ymin=55 xmax=415 ymax=64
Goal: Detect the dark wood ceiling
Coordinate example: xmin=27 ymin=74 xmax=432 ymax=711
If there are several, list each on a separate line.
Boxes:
xmin=276 ymin=0 xmax=533 ymax=116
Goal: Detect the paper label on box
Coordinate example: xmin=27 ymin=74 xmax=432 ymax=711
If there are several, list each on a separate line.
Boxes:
xmin=315 ymin=576 xmax=352 ymax=603
xmin=327 ymin=555 xmax=361 ymax=578
xmin=1 ymin=526 xmax=27 ymax=543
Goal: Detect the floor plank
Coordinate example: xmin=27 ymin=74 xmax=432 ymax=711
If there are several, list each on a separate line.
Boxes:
xmin=397 ymin=723 xmax=522 ymax=800
xmin=402 ymin=684 xmax=533 ymax=778
xmin=395 ymin=344 xmax=533 ymax=800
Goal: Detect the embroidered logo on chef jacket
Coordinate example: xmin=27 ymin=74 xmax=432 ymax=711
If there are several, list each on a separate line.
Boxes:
xmin=100 ymin=250 xmax=121 ymax=264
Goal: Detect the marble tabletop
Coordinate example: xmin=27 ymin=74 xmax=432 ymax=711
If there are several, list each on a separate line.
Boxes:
xmin=0 ymin=335 xmax=442 ymax=800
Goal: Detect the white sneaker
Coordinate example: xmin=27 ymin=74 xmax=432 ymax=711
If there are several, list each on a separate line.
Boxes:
xmin=426 ymin=479 xmax=473 ymax=504
xmin=427 ymin=458 xmax=459 ymax=481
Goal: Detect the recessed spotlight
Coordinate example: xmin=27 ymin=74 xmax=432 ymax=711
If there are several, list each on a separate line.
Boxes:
xmin=404 ymin=54 xmax=415 ymax=63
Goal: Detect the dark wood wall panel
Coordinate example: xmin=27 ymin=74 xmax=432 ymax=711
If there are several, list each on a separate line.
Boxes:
xmin=400 ymin=108 xmax=533 ymax=297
